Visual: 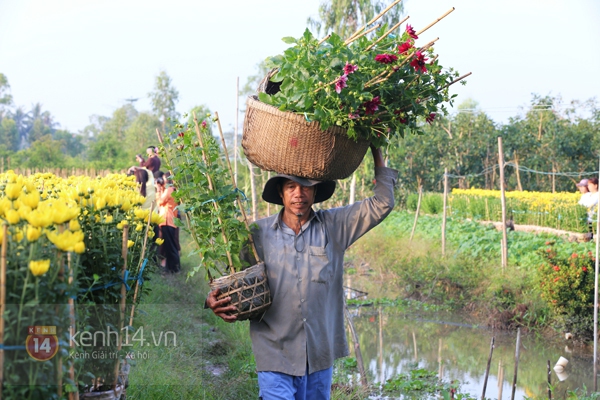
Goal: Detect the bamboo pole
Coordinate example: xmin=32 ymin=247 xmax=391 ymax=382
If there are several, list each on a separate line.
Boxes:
xmin=416 ymin=7 xmax=455 ymax=36
xmin=510 ymin=328 xmax=521 ymax=400
xmin=498 ymin=360 xmax=504 ymax=400
xmin=234 ymin=77 xmax=239 ymax=186
xmin=498 ymin=136 xmax=508 ymax=271
xmin=346 ymin=0 xmax=403 ymax=42
xmin=364 ymin=16 xmax=409 ymax=51
xmin=317 ymin=34 xmax=332 ymax=45
xmin=344 ymin=305 xmax=367 ymax=387
xmin=113 ymin=224 xmax=129 ymax=392
xmin=412 ymin=331 xmax=418 ymax=361
xmin=409 ymin=185 xmax=423 ymax=243
xmin=344 ymin=23 xmax=381 ymax=45
xmin=442 ymin=168 xmax=448 ymax=256
xmin=67 ymin=253 xmax=79 ymax=400
xmin=547 ymin=360 xmax=552 ymax=400
xmin=594 ymin=156 xmax=600 ymax=391
xmin=0 ymin=224 xmax=7 ymax=398
xmin=481 ymin=336 xmax=495 ymax=400
xmin=128 ymin=203 xmax=155 ymax=328
xmin=214 ymin=112 xmax=260 ymax=262
xmin=191 ymin=115 xmax=235 ymax=274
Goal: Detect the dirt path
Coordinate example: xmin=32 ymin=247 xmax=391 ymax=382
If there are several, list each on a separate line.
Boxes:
xmin=481 ymin=220 xmax=586 ymax=241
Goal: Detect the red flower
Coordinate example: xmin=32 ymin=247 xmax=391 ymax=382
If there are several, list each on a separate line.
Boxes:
xmin=410 ymin=51 xmax=428 ymax=73
xmin=362 ymin=96 xmax=380 ymax=115
xmin=398 ymin=41 xmax=413 ymax=55
xmin=374 ymin=53 xmax=398 ymax=64
xmin=583 ymin=267 xmax=588 ymax=272
xmin=426 ymin=113 xmax=436 ymax=124
xmin=178 ymin=132 xmax=185 ymax=137
xmin=571 ymin=253 xmax=577 ymax=259
xmin=201 ymin=120 xmax=207 ymax=128
xmin=553 ymin=277 xmax=560 ymax=282
xmin=335 ymin=74 xmax=348 ymax=94
xmin=406 ymin=24 xmax=418 ymax=39
xmin=343 ymin=63 xmax=358 ymax=75
xmin=553 ymin=266 xmax=560 ymax=271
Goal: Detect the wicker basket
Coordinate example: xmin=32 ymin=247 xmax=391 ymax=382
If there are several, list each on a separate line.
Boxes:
xmin=242 ymin=95 xmax=370 ymax=181
xmin=209 ymin=262 xmax=271 ymax=321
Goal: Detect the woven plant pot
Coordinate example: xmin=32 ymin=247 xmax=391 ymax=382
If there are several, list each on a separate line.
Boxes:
xmin=242 ymin=95 xmax=370 ymax=181
xmin=209 ymin=262 xmax=271 ymax=321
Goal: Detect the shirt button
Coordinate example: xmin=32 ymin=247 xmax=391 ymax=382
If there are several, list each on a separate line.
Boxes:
xmin=301 ymin=299 xmax=305 ymax=303
xmin=303 ymin=318 xmax=306 ymax=322
xmin=299 ymin=278 xmax=302 ymax=282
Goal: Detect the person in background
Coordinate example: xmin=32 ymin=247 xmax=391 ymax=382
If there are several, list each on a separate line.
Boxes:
xmin=585 ymin=178 xmax=599 ymax=239
xmin=137 ymin=146 xmax=162 ymax=178
xmin=576 ymin=178 xmax=591 ymax=207
xmin=128 ymin=166 xmax=156 ymax=211
xmin=156 ymin=174 xmax=180 ymax=274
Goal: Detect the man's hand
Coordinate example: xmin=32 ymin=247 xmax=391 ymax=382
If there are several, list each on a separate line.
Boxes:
xmin=370 ymin=144 xmax=385 ymax=168
xmin=206 ymin=289 xmax=238 ymax=323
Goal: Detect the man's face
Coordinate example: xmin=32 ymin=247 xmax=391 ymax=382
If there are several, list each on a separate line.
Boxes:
xmin=279 ymin=179 xmax=316 ymax=217
xmin=146 ymin=148 xmax=153 ymax=156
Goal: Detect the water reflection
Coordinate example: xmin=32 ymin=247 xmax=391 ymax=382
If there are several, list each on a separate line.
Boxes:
xmin=346 ymin=306 xmax=596 ymax=399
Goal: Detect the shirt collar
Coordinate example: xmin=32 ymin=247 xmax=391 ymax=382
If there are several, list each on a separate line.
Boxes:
xmin=270 ymin=208 xmax=319 ymax=230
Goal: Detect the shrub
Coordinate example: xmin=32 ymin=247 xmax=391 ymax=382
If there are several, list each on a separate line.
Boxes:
xmin=537 ymin=242 xmax=595 ymax=340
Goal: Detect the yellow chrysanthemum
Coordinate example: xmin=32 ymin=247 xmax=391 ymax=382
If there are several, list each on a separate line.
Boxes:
xmin=26 ymin=226 xmax=42 ymax=242
xmin=73 ymin=241 xmax=86 ymax=254
xmin=155 ymin=238 xmax=164 ymax=245
xmin=0 ymin=197 xmax=11 ymax=217
xmin=24 ymin=208 xmax=54 ymax=228
xmin=135 ymin=223 xmax=143 ymax=232
xmin=47 ymin=230 xmax=85 ymax=252
xmin=104 ymin=215 xmax=113 ymax=224
xmin=5 ymin=182 xmax=23 ymax=200
xmin=21 ymin=191 xmax=40 ymax=209
xmin=69 ymin=219 xmax=81 ymax=231
xmin=17 ymin=204 xmax=32 ymax=219
xmin=5 ymin=209 xmax=20 ymax=225
xmin=29 ymin=259 xmax=51 ymax=276
xmin=127 ymin=240 xmax=134 ymax=248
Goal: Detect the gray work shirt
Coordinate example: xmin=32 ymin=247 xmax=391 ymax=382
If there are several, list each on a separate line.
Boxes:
xmin=249 ymin=166 xmax=398 ymax=376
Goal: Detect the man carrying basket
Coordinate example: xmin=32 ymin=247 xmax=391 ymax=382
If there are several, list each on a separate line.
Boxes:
xmin=206 ymin=145 xmax=397 ymax=400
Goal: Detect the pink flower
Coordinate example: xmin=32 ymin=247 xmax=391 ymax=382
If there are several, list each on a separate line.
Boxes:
xmin=406 ymin=24 xmax=418 ymax=39
xmin=410 ymin=51 xmax=428 ymax=73
xmin=363 ymin=96 xmax=380 ymax=115
xmin=348 ymin=112 xmax=359 ymax=120
xmin=426 ymin=113 xmax=436 ymax=124
xmin=398 ymin=41 xmax=413 ymax=55
xmin=553 ymin=266 xmax=560 ymax=271
xmin=335 ymin=75 xmax=348 ymax=94
xmin=343 ymin=63 xmax=358 ymax=75
xmin=201 ymin=120 xmax=207 ymax=128
xmin=374 ymin=54 xmax=398 ymax=64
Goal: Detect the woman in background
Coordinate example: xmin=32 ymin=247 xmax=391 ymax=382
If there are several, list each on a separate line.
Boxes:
xmin=156 ymin=175 xmax=180 ymax=274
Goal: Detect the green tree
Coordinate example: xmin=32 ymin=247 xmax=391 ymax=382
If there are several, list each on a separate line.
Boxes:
xmin=0 ymin=73 xmax=12 ymax=118
xmin=18 ymin=134 xmax=66 ymax=168
xmin=148 ymin=70 xmax=180 ymax=134
xmin=307 ymin=0 xmax=404 ymax=39
xmin=0 ymin=118 xmax=19 ymax=152
xmin=124 ymin=112 xmax=161 ymax=161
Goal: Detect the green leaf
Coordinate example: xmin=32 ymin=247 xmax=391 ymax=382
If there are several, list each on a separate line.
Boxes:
xmin=258 ymin=92 xmax=272 ymax=104
xmin=281 ymin=36 xmax=297 ymax=44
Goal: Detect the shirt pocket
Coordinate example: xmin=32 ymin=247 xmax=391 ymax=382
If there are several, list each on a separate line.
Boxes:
xmin=309 ymin=245 xmax=332 ymax=284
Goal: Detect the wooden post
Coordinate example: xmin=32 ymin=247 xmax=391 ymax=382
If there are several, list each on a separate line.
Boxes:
xmin=510 ymin=328 xmax=521 ymax=400
xmin=594 ymin=156 xmax=600 ymax=391
xmin=410 ymin=185 xmax=423 ymax=243
xmin=498 ymin=137 xmax=508 ymax=271
xmin=349 ymin=172 xmax=356 ymax=205
xmin=481 ymin=337 xmax=495 ymax=400
xmin=234 ymin=77 xmax=239 ymax=186
xmin=514 ymin=154 xmax=523 ymax=191
xmin=497 ymin=360 xmax=504 ymax=399
xmin=442 ymin=168 xmax=448 ymax=257
xmin=248 ymin=160 xmax=257 ymax=222
xmin=114 ymin=225 xmax=129 ymax=391
xmin=67 ymin=253 xmax=79 ymax=400
xmin=412 ymin=331 xmax=418 ymax=361
xmin=547 ymin=360 xmax=552 ymax=399
xmin=0 ymin=224 xmax=7 ymax=397
xmin=344 ymin=305 xmax=367 ymax=388
xmin=129 ymin=204 xmax=154 ymax=327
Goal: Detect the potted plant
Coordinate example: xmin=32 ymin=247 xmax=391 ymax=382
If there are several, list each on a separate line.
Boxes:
xmin=159 ymin=114 xmax=271 ymax=320
xmin=243 ymin=6 xmax=469 ymax=180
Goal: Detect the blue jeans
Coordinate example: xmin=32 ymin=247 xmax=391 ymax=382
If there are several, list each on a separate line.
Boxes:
xmin=258 ymin=365 xmax=333 ymax=400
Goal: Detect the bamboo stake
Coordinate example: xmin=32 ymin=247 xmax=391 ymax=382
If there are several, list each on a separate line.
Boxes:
xmin=416 ymin=8 xmax=455 ymax=36
xmin=346 ymin=0 xmax=403 ymax=42
xmin=442 ymin=168 xmax=448 ymax=257
xmin=481 ymin=336 xmax=495 ymax=400
xmin=344 ymin=23 xmax=381 ymax=45
xmin=128 ymin=203 xmax=155 ymax=328
xmin=409 ymin=185 xmax=422 ymax=243
xmin=192 ymin=115 xmax=235 ymax=274
xmin=344 ymin=304 xmax=367 ymax=387
xmin=113 ymin=224 xmax=129 ymax=391
xmin=547 ymin=360 xmax=552 ymax=400
xmin=67 ymin=253 xmax=79 ymax=400
xmin=317 ymin=34 xmax=332 ymax=45
xmin=234 ymin=77 xmax=239 ymax=186
xmin=510 ymin=328 xmax=521 ymax=400
xmin=594 ymin=155 xmax=600 ymax=392
xmin=214 ymin=112 xmax=260 ymax=262
xmin=498 ymin=360 xmax=504 ymax=399
xmin=0 ymin=224 xmax=7 ymax=397
xmin=437 ymin=72 xmax=472 ymax=92
xmin=364 ymin=16 xmax=409 ymax=51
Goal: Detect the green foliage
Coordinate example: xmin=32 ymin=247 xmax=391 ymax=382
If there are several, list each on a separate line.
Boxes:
xmin=162 ymin=116 xmax=252 ymax=279
xmin=382 ymin=367 xmax=476 ymax=399
xmin=421 ymin=192 xmax=443 ymax=214
xmin=537 ymin=243 xmax=596 ymax=340
xmin=260 ymin=27 xmax=461 ymax=148
xmin=148 ymin=70 xmax=180 ymax=134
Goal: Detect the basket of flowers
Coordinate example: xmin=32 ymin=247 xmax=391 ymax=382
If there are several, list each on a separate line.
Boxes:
xmin=243 ymin=4 xmax=470 ymax=180
xmin=159 ymin=113 xmax=271 ymax=321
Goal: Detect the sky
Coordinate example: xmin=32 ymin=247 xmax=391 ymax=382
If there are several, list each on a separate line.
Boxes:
xmin=1 ymin=0 xmax=599 ymax=134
